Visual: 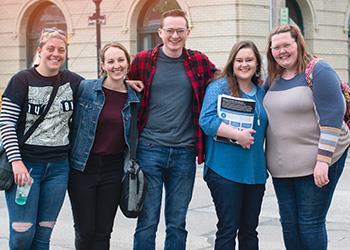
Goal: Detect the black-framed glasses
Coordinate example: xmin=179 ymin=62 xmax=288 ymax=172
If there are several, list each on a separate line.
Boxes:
xmin=162 ymin=28 xmax=188 ymax=36
xmin=42 ymin=27 xmax=66 ymax=36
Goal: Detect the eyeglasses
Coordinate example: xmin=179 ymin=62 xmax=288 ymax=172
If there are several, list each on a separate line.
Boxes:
xmin=42 ymin=27 xmax=66 ymax=36
xmin=270 ymin=41 xmax=295 ymax=52
xmin=162 ymin=28 xmax=188 ymax=36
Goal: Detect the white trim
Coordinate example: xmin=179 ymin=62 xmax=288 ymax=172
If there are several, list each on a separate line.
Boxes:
xmin=14 ymin=0 xmax=74 ymax=39
xmin=344 ymin=1 xmax=350 ymax=33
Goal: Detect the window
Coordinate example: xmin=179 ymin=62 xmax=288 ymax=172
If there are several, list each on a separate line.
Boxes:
xmin=286 ymin=0 xmax=304 ymax=33
xmin=27 ymin=2 xmax=67 ymax=68
xmin=137 ymin=0 xmax=180 ymax=51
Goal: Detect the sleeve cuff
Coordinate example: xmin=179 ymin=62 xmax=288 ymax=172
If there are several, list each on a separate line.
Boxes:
xmin=317 ymin=126 xmax=340 ymax=164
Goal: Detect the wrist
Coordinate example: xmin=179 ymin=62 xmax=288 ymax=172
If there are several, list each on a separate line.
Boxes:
xmin=316 ymin=160 xmax=330 ymax=167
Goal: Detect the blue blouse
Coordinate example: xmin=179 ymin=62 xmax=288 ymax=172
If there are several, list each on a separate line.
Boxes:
xmin=199 ymin=77 xmax=268 ymax=184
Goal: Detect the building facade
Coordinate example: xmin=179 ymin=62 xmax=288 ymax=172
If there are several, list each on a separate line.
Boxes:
xmin=0 ymin=0 xmax=349 ymax=88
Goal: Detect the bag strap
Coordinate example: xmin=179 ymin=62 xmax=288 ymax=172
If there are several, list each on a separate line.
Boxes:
xmin=305 ymin=57 xmax=320 ymax=88
xmin=129 ymin=102 xmax=139 ymax=161
xmin=19 ymin=74 xmax=60 ymax=145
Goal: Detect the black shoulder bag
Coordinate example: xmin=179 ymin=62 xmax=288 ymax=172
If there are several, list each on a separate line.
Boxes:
xmin=0 ymin=81 xmax=59 ymax=191
xmin=120 ymin=102 xmax=147 ymax=218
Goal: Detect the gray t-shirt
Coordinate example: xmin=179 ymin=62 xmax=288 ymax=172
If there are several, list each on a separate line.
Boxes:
xmin=141 ymin=48 xmax=195 ymax=147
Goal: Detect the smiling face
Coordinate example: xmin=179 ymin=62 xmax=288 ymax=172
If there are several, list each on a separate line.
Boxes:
xmin=233 ymin=48 xmax=258 ymax=85
xmin=37 ymin=38 xmax=66 ymax=75
xmin=270 ymin=31 xmax=298 ymax=71
xmin=158 ymin=16 xmax=189 ymax=58
xmin=101 ymin=47 xmax=129 ymax=84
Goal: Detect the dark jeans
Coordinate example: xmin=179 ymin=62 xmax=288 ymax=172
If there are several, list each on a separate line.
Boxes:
xmin=68 ymin=154 xmax=124 ymax=250
xmin=272 ymin=149 xmax=348 ymax=250
xmin=205 ymin=168 xmax=265 ymax=250
xmin=133 ymin=140 xmax=196 ymax=250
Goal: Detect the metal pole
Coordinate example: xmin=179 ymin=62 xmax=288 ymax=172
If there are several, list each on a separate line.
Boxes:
xmin=93 ymin=0 xmax=102 ymax=77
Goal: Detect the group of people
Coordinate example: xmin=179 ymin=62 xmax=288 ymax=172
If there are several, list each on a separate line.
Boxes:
xmin=0 ymin=8 xmax=348 ymax=250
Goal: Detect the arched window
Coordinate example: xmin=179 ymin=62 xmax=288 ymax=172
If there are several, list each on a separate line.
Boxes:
xmin=286 ymin=0 xmax=304 ymax=33
xmin=27 ymin=2 xmax=67 ymax=68
xmin=137 ymin=0 xmax=180 ymax=51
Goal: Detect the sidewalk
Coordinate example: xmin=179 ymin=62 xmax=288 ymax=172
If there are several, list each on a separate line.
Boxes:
xmin=1 ymin=159 xmax=350 ymax=249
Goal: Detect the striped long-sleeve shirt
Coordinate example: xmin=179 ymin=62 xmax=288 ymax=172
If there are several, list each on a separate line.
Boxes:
xmin=0 ymin=97 xmax=22 ymax=162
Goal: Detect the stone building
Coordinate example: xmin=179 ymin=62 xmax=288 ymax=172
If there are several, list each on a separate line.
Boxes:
xmin=0 ymin=0 xmax=349 ymax=88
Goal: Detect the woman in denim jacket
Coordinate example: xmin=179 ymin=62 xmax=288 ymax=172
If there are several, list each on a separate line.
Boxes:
xmin=68 ymin=42 xmax=139 ymax=249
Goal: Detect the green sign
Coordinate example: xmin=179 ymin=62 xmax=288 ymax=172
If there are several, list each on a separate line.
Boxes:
xmin=280 ymin=8 xmax=289 ymax=25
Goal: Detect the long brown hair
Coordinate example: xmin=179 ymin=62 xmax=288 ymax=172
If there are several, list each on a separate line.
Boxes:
xmin=266 ymin=24 xmax=313 ymax=84
xmin=218 ymin=40 xmax=262 ymax=97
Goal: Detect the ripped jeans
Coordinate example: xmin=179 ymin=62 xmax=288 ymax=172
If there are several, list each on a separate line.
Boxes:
xmin=5 ymin=159 xmax=69 ymax=250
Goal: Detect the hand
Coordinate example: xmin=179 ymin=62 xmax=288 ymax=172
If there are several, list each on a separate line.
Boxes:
xmin=125 ymin=80 xmax=144 ymax=92
xmin=11 ymin=160 xmax=31 ymax=186
xmin=236 ymin=129 xmax=255 ymax=149
xmin=313 ymin=161 xmax=329 ymax=188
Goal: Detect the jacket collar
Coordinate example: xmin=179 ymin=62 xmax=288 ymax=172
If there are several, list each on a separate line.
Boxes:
xmin=93 ymin=76 xmax=139 ymax=104
xmin=92 ymin=76 xmax=105 ymax=91
xmin=126 ymin=85 xmax=140 ymax=104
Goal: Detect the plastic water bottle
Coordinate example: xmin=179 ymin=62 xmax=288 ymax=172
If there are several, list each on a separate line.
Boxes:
xmin=15 ymin=169 xmax=33 ymax=205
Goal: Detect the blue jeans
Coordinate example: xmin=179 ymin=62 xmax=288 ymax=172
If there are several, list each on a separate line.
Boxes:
xmin=272 ymin=149 xmax=348 ymax=250
xmin=205 ymin=168 xmax=265 ymax=250
xmin=133 ymin=140 xmax=196 ymax=250
xmin=5 ymin=159 xmax=69 ymax=250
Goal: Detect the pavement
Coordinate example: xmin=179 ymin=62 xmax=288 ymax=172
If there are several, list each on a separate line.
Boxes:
xmin=1 ymin=158 xmax=350 ymax=250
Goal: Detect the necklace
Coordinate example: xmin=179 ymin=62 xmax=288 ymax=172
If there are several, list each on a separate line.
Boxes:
xmin=253 ymin=94 xmax=261 ymax=126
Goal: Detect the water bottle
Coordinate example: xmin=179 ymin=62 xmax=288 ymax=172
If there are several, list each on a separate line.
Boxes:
xmin=15 ymin=169 xmax=33 ymax=205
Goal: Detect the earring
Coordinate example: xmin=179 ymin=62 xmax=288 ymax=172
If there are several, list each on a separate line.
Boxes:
xmin=255 ymin=72 xmax=260 ymax=77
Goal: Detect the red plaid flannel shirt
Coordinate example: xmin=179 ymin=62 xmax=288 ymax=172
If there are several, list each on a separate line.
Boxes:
xmin=128 ymin=44 xmax=217 ymax=164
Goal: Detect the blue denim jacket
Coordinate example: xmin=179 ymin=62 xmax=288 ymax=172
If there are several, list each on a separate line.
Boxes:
xmin=70 ymin=77 xmax=139 ymax=171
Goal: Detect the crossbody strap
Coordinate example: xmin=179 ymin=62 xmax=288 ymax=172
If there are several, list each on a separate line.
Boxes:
xmin=129 ymin=102 xmax=139 ymax=161
xmin=305 ymin=57 xmax=320 ymax=88
xmin=19 ymin=75 xmax=60 ymax=145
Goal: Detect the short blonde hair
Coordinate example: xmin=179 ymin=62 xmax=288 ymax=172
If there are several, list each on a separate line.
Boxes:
xmin=38 ymin=27 xmax=67 ymax=48
xmin=31 ymin=28 xmax=67 ymax=66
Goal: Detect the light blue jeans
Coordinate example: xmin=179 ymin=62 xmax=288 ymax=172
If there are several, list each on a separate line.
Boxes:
xmin=133 ymin=139 xmax=196 ymax=250
xmin=5 ymin=159 xmax=69 ymax=250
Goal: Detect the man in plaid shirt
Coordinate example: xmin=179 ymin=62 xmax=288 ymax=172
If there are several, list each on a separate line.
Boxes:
xmin=128 ymin=9 xmax=217 ymax=250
